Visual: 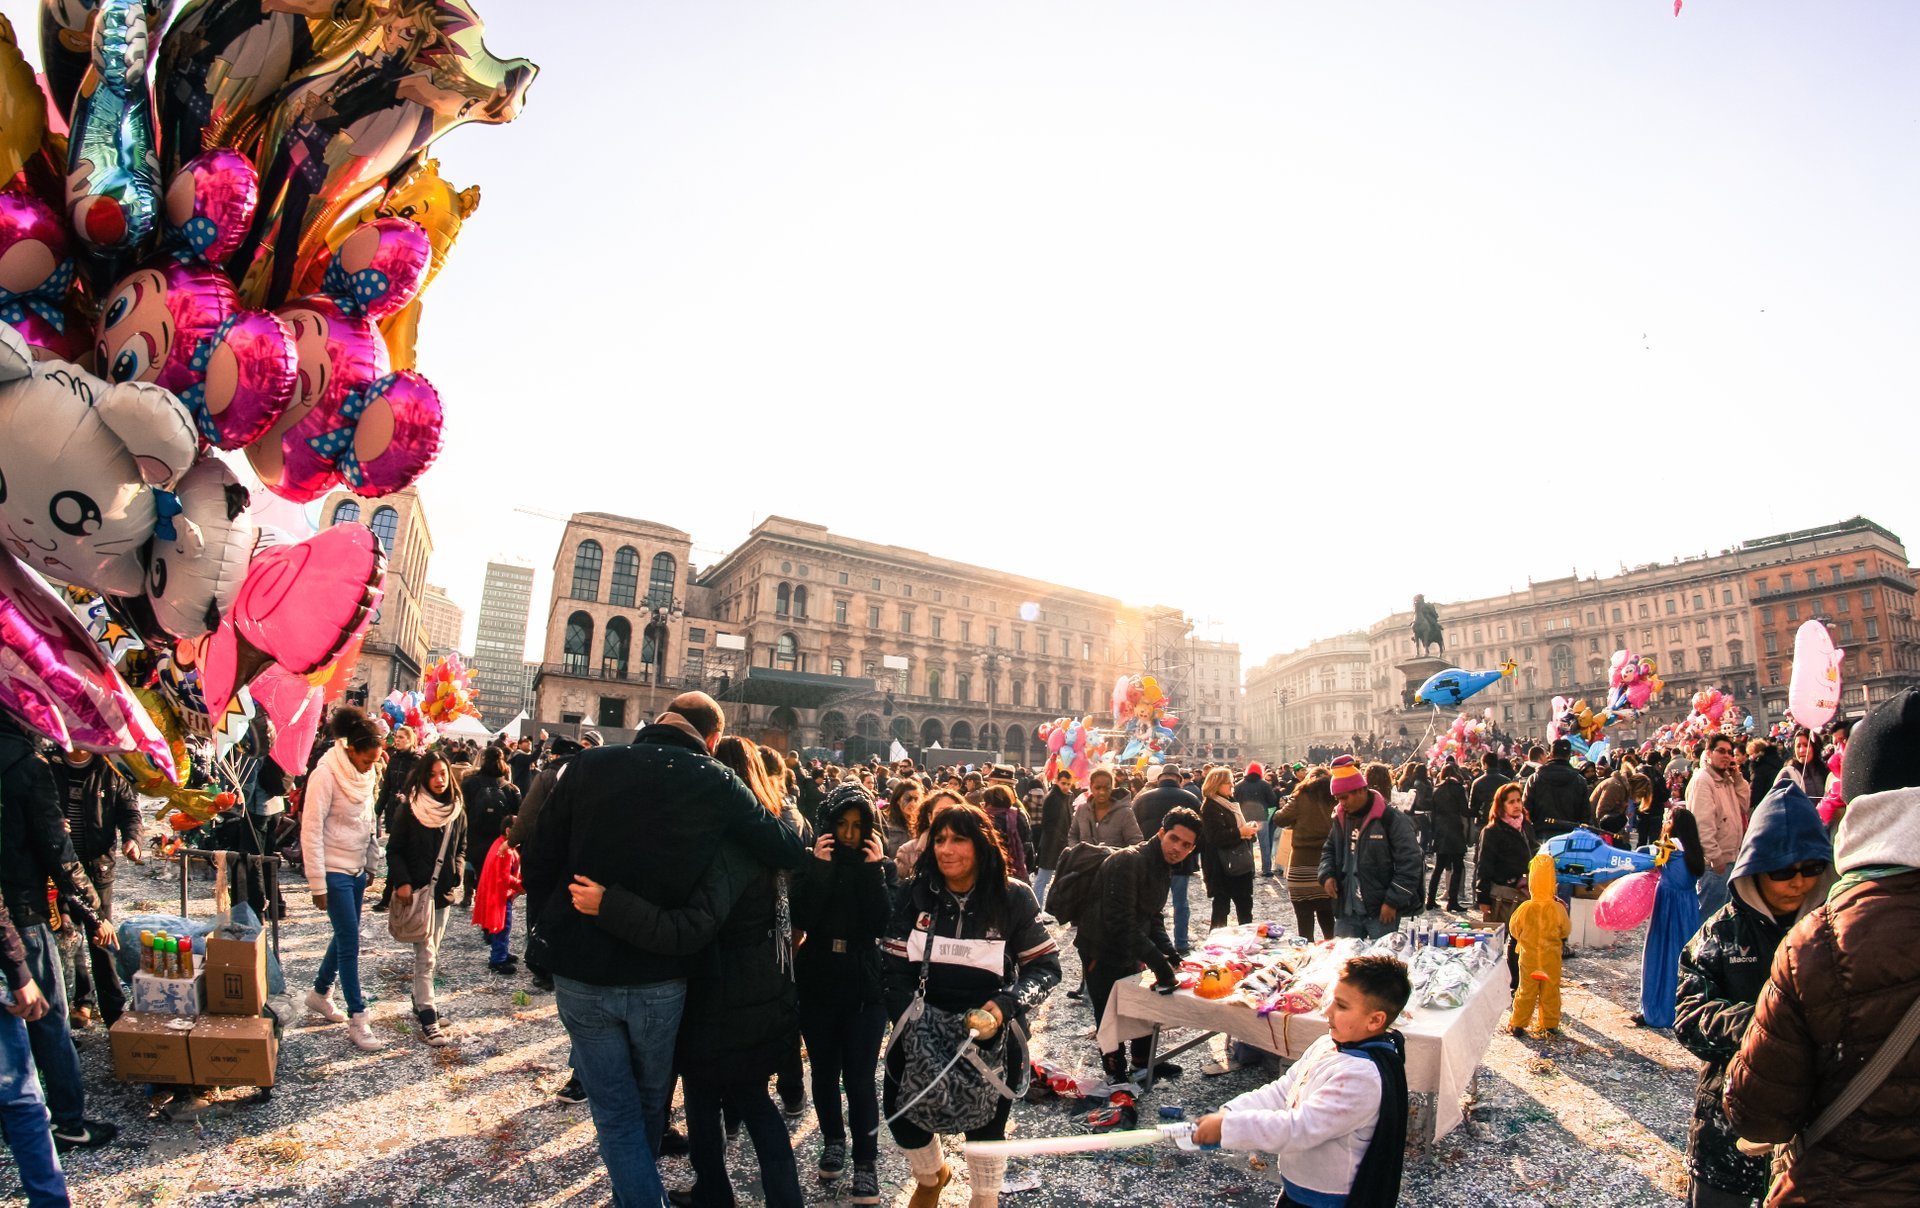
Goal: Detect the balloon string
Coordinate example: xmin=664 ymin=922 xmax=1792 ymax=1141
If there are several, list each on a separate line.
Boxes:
xmin=876 ymin=1029 xmax=981 ymax=1134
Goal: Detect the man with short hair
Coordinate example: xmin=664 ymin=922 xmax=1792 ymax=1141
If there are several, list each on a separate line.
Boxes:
xmin=1469 ymin=755 xmax=1512 ymax=830
xmin=523 ymin=693 xmax=806 ymax=1206
xmin=1131 ymin=766 xmax=1200 ymax=953
xmin=1031 ymin=770 xmax=1077 ymax=910
xmin=1077 ymin=808 xmax=1202 ymax=1088
xmin=1523 ymin=739 xmax=1592 ymax=844
xmin=1684 ymin=734 xmax=1750 ymax=918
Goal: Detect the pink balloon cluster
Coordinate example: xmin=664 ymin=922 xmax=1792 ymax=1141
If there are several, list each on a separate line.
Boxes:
xmin=1039 ymin=716 xmax=1104 ymax=784
xmin=1428 ymin=711 xmax=1492 ymax=771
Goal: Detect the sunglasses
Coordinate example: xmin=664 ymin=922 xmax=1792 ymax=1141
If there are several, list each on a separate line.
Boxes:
xmin=1764 ymin=861 xmax=1828 ymax=883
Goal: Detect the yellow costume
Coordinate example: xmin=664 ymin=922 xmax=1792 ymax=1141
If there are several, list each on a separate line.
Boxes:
xmin=1507 ymin=852 xmax=1570 ymax=1032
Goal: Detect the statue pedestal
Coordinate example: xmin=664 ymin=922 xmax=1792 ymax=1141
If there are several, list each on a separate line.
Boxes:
xmin=1395 ymin=655 xmax=1451 ymax=704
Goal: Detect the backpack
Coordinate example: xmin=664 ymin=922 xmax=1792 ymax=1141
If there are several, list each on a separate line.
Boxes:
xmin=1043 ymin=841 xmax=1118 ymax=927
xmin=992 ymin=806 xmax=1031 ymax=882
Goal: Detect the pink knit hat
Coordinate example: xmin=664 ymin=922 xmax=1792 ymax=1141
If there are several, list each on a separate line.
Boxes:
xmin=1328 ymin=755 xmax=1367 ymax=798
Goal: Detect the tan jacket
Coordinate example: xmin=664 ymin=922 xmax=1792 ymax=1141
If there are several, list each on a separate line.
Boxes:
xmin=1685 ymin=767 xmax=1751 ymax=869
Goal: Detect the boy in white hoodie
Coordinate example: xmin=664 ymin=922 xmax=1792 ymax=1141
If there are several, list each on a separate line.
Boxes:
xmin=1193 ymin=954 xmax=1412 ymax=1207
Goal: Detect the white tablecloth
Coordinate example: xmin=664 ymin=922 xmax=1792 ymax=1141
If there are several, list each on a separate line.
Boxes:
xmin=1094 ymin=948 xmax=1513 ymax=1144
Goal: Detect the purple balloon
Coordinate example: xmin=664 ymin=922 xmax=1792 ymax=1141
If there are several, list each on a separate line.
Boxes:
xmin=163 ymin=148 xmax=259 ymax=264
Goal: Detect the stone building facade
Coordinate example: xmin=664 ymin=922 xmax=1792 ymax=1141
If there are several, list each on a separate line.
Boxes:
xmin=319 ymin=486 xmax=432 ymax=703
xmin=1245 ymin=633 xmax=1372 ymax=762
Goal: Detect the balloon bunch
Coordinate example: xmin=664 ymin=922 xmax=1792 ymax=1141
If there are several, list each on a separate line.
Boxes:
xmin=1110 ymin=674 xmax=1180 ymax=769
xmin=382 ymin=691 xmax=428 ymax=736
xmin=1547 ymin=695 xmax=1609 ymax=758
xmin=1678 ymin=688 xmax=1746 ymax=740
xmin=1603 ymin=650 xmax=1662 ymax=722
xmin=0 ymin=0 xmax=534 ymax=789
xmin=1038 ymin=715 xmax=1104 ymax=784
xmin=1428 ymin=711 xmax=1493 ymax=771
xmin=420 ymin=654 xmax=479 ymax=724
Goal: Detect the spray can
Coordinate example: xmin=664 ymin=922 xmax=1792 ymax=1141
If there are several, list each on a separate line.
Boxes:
xmin=138 ymin=931 xmax=153 ymax=974
xmin=177 ymin=935 xmax=194 ymax=977
xmin=162 ymin=936 xmax=177 ymax=979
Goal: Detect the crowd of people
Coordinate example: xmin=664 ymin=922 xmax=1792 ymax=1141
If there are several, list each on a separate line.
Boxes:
xmin=0 ymin=684 xmax=1915 ymax=1207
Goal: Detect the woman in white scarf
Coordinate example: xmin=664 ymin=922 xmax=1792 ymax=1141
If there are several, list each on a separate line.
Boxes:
xmin=387 ymin=753 xmax=468 ymax=1046
xmin=301 ymin=707 xmax=386 ymax=1050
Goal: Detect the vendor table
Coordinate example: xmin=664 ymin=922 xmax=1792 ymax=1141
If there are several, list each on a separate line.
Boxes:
xmin=1095 ymin=944 xmax=1512 ymax=1145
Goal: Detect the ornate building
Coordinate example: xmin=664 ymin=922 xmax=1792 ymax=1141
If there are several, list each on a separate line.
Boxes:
xmin=532 ymin=513 xmax=701 ymax=736
xmin=319 ymin=485 xmax=432 ymax=702
xmin=1245 ymin=633 xmax=1372 ymax=762
xmin=473 ymin=562 xmax=537 ymax=728
xmin=1184 ymin=638 xmax=1244 ymax=763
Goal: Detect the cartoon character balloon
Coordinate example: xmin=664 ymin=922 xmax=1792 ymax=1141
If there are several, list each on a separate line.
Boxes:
xmin=143 ymin=457 xmax=254 ymax=639
xmin=0 ymin=324 xmax=197 ymax=596
xmin=1787 ymin=620 xmax=1844 ymax=731
xmin=1605 ymin=649 xmax=1662 ymax=719
xmin=0 ymin=191 xmax=89 ymax=364
xmin=1 ymin=13 xmax=52 ymax=187
xmin=64 ymin=0 xmax=164 ymax=259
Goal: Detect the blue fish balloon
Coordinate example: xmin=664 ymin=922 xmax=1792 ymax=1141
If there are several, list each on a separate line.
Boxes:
xmin=1415 ymin=660 xmax=1517 ymax=707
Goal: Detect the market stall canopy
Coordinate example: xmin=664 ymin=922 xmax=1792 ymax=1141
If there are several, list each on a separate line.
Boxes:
xmin=716 ymin=667 xmax=875 ymax=710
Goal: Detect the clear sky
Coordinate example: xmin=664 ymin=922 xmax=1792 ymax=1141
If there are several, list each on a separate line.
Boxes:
xmin=21 ymin=1 xmax=1920 ymax=673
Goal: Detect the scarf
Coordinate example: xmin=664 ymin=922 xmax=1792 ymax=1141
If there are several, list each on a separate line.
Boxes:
xmin=320 ymin=743 xmax=376 ymax=810
xmin=1338 ymin=1031 xmax=1409 ymax=1207
xmin=1209 ymin=792 xmax=1246 ymax=826
xmin=409 ymin=785 xmax=463 ymax=830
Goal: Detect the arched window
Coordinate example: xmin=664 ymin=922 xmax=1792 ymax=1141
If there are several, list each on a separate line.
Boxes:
xmin=609 ymin=546 xmax=640 ymax=607
xmin=769 ymin=706 xmax=800 ymax=735
xmin=819 ymin=712 xmax=849 ymax=745
xmin=856 ymin=714 xmax=882 ymax=739
xmin=776 ymin=583 xmax=791 ymax=617
xmin=331 ymin=500 xmax=361 ymax=527
xmin=648 ymin=553 xmax=677 ymax=608
xmin=1004 ymin=724 xmax=1026 ymax=756
xmin=830 ymin=657 xmax=847 ymax=677
xmin=571 ymin=540 xmax=603 ymax=600
xmin=920 ymin=718 xmax=945 ymax=747
xmin=926 ymin=669 xmax=942 ymax=698
xmin=980 ymin=723 xmax=1000 ymax=753
xmin=564 ymin=611 xmax=594 ymax=675
xmin=775 ymin=632 xmax=798 ymax=671
xmin=369 ymin=505 xmax=399 ymax=555
xmin=1726 ymin=639 xmax=1744 ymax=667
xmin=956 ymin=674 xmax=971 ymax=702
xmin=1550 ymin=643 xmax=1574 ymax=689
xmin=603 ymin=616 xmax=632 ymax=678
xmin=890 ymin=716 xmax=914 ymax=743
xmin=793 ymin=585 xmax=808 ymax=619
xmin=949 ymin=720 xmax=974 ymax=748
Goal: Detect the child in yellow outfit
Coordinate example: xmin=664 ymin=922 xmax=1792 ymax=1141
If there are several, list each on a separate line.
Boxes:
xmin=1508 ymin=852 xmax=1569 ymax=1032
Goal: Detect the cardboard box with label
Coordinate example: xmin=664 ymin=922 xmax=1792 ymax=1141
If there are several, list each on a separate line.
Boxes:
xmin=109 ymin=1013 xmax=197 ymax=1085
xmin=131 ymin=969 xmax=204 ymax=1017
xmin=188 ymin=1015 xmax=278 ymax=1087
xmin=202 ymin=936 xmax=267 ymax=1016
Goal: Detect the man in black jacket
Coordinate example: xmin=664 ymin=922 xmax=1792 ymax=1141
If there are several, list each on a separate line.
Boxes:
xmin=522 ymin=693 xmax=806 ymax=1207
xmin=47 ymin=750 xmax=141 ymax=1026
xmin=1131 ymin=765 xmax=1200 ymax=953
xmin=1234 ymin=762 xmax=1281 ymax=878
xmin=1318 ymin=756 xmax=1424 ymax=940
xmin=1078 ymin=808 xmax=1201 ymax=1084
xmin=1031 ymin=770 xmax=1077 ymax=912
xmin=0 ymin=718 xmax=116 ymax=1151
xmin=1523 ymin=739 xmax=1593 ymax=843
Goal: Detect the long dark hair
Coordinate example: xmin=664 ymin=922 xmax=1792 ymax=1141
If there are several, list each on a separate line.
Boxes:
xmin=715 ymin=736 xmax=783 ymax=816
xmin=479 ymin=744 xmax=509 ymax=778
xmin=915 ymin=803 xmax=1012 ymax=930
xmin=407 ymin=754 xmax=462 ymax=805
xmin=886 ymin=779 xmax=921 ymax=833
xmin=1481 ymin=782 xmax=1524 ymax=834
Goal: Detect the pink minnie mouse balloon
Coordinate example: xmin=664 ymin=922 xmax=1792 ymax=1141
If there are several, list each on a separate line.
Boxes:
xmin=318 ymin=218 xmax=432 ymax=322
xmin=247 ymin=296 xmax=387 ymax=500
xmin=0 ymin=547 xmax=176 ymax=777
xmin=162 ymin=149 xmax=257 ymax=264
xmin=300 ymin=370 xmax=444 ymax=499
xmin=0 ymin=192 xmax=88 ymax=364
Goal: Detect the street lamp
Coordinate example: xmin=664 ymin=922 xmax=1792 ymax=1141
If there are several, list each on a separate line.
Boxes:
xmin=984 ymin=650 xmax=1001 ymax=757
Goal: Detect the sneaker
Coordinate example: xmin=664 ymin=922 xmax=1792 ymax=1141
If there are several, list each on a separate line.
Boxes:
xmin=51 ymin=1119 xmax=117 ymax=1152
xmin=780 ymin=1090 xmax=806 ymax=1119
xmin=346 ymin=1012 xmax=386 ymax=1052
xmin=417 ymin=1009 xmax=453 ymax=1047
xmin=68 ymin=1006 xmax=94 ymax=1031
xmin=488 ymin=962 xmax=516 ymax=976
xmin=529 ymin=969 xmax=555 ymax=993
xmin=658 ymin=1125 xmax=690 ymax=1156
xmin=304 ymin=989 xmax=347 ymax=1023
xmin=847 ymin=1162 xmax=880 ymax=1204
xmin=555 ymin=1075 xmax=587 ymax=1105
xmin=817 ymin=1140 xmax=847 ymax=1180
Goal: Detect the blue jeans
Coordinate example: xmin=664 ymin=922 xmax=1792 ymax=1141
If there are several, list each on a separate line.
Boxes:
xmin=315 ymin=870 xmax=369 ymax=1015
xmin=1697 ymin=868 xmax=1730 ymax=919
xmin=17 ymin=924 xmax=84 ymax=1130
xmin=488 ymin=899 xmax=515 ymax=965
xmin=1030 ymin=866 xmax=1053 ymax=909
xmin=0 ymin=989 xmax=68 ymax=1207
xmin=555 ymin=976 xmax=685 ymax=1208
xmin=1169 ymin=874 xmax=1191 ymax=949
xmin=1257 ymin=819 xmax=1278 ymax=876
xmin=1334 ymin=915 xmax=1399 ymax=941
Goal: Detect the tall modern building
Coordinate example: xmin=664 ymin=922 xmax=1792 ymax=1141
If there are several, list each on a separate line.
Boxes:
xmin=474 ymin=562 xmax=537 ymax=728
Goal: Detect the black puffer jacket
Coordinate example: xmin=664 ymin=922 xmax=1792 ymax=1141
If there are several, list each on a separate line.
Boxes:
xmin=1317 ymin=792 xmax=1424 ymax=919
xmin=791 ymin=793 xmax=891 ymax=1008
xmin=461 ymin=771 xmax=521 ymax=865
xmin=1131 ymin=782 xmax=1200 ymax=875
xmin=1075 ymin=838 xmax=1178 ymax=984
xmin=1035 ymin=786 xmax=1074 ymax=870
xmin=1431 ymin=779 xmax=1472 ymax=859
xmin=380 ymin=749 xmax=421 ymax=831
xmin=1524 ymin=758 xmax=1593 ymax=835
xmin=882 ymin=875 xmax=1060 ymax=1037
xmin=0 ymin=724 xmax=101 ymax=932
xmin=385 ymin=795 xmax=469 ymax=908
xmin=1474 ymin=819 xmax=1537 ymax=908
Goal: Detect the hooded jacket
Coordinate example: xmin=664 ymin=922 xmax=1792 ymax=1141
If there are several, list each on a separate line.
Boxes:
xmin=0 ymin=723 xmax=102 ymax=933
xmin=1317 ymin=790 xmax=1424 ymax=920
xmin=1430 ymin=776 xmax=1471 ymax=859
xmin=1509 ymin=852 xmax=1570 ymax=1030
xmin=791 ymin=789 xmax=891 ymax=1008
xmin=1523 ymin=758 xmax=1592 ymax=836
xmin=1725 ymin=687 xmax=1920 ymax=1206
xmin=1234 ymin=768 xmax=1279 ymax=825
xmin=1675 ymin=781 xmax=1832 ymax=1199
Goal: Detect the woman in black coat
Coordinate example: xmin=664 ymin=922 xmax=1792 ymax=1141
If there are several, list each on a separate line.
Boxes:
xmin=1426 ymin=766 xmax=1472 ymax=911
xmin=1474 ymin=782 xmax=1536 ymax=991
xmin=790 ymin=785 xmax=892 ymax=1198
xmin=385 ymin=754 xmax=466 ymax=1045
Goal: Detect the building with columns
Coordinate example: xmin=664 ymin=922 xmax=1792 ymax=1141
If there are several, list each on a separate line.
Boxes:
xmin=319 ymin=485 xmax=432 ymax=703
xmin=1245 ymin=633 xmax=1372 ymax=762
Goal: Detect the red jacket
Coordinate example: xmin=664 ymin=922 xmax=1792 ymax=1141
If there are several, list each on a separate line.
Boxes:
xmin=471 ymin=836 xmax=522 ymax=933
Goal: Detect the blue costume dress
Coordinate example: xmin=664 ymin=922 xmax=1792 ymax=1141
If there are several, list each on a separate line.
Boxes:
xmin=1640 ymin=851 xmax=1702 ymax=1027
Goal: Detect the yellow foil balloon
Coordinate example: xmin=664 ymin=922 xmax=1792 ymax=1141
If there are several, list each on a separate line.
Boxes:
xmin=0 ymin=13 xmax=48 ymax=185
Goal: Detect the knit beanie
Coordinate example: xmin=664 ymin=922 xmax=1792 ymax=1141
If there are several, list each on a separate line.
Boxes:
xmin=1841 ymin=687 xmax=1920 ymax=803
xmin=1328 ymin=755 xmax=1367 ymax=798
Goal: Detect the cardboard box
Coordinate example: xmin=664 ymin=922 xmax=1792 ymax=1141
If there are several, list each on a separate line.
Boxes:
xmin=202 ymin=936 xmax=267 ymax=1016
xmin=131 ymin=969 xmax=204 ymax=1017
xmin=109 ymin=1012 xmax=197 ymax=1085
xmin=187 ymin=1015 xmax=277 ymax=1087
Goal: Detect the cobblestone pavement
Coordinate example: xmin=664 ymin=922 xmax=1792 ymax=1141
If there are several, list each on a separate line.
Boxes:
xmin=24 ymin=860 xmax=1690 ymax=1206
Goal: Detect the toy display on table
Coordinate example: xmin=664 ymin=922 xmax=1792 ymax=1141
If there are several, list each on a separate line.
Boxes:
xmin=1109 ymin=674 xmax=1180 ymax=768
xmin=1413 ymin=660 xmax=1515 ymax=708
xmin=1159 ymin=922 xmax=1498 ymax=1021
xmin=1507 ymin=853 xmax=1570 ymax=1033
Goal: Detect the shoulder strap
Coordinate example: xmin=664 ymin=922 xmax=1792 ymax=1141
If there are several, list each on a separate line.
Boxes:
xmin=1801 ymin=987 xmax=1920 ymax=1150
xmin=427 ymin=816 xmax=457 ymax=885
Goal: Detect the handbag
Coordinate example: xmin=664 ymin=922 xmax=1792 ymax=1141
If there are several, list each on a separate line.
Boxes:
xmin=388 ymin=818 xmax=455 ymax=945
xmin=1748 ymin=988 xmax=1920 ymax=1189
xmin=884 ymin=913 xmax=1031 ymax=1133
xmin=1221 ymin=839 xmax=1256 ymax=879
xmin=1488 ymin=884 xmax=1525 ymax=926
